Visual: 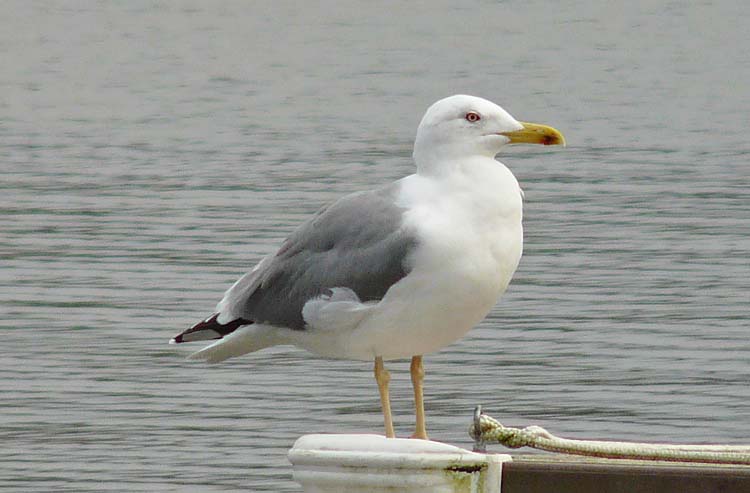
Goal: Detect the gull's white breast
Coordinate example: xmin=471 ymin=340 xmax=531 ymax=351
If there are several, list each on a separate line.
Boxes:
xmin=313 ymin=158 xmax=524 ymax=361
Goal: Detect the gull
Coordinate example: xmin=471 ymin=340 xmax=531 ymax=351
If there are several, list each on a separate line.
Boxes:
xmin=170 ymin=95 xmax=565 ymax=439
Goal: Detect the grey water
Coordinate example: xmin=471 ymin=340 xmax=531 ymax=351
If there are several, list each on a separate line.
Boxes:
xmin=2 ymin=1 xmax=749 ymax=491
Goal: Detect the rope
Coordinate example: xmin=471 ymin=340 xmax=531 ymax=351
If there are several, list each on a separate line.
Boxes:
xmin=469 ymin=406 xmax=750 ymax=465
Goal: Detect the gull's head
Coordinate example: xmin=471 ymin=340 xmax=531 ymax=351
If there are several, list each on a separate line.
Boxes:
xmin=413 ymin=94 xmax=565 ymax=172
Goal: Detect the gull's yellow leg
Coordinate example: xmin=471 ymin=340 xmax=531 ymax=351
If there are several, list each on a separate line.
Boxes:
xmin=374 ymin=356 xmax=395 ymax=438
xmin=410 ymin=355 xmax=428 ymax=440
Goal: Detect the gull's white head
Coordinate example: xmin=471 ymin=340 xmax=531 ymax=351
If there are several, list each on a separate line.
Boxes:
xmin=413 ymin=94 xmax=565 ymax=174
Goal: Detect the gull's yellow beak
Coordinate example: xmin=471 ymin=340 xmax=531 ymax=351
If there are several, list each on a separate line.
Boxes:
xmin=500 ymin=122 xmax=566 ymax=146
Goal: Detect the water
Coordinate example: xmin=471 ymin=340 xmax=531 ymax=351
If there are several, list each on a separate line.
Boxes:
xmin=2 ymin=1 xmax=749 ymax=491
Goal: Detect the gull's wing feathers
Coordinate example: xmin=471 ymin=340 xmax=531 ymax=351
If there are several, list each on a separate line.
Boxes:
xmin=172 ymin=181 xmax=418 ymax=344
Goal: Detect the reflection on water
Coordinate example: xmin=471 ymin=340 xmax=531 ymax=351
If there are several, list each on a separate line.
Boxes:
xmin=2 ymin=1 xmax=749 ymax=491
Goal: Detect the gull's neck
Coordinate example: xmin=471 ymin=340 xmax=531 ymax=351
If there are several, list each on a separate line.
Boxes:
xmin=413 ymin=136 xmax=501 ymax=178
xmin=414 ymin=150 xmax=504 ymax=180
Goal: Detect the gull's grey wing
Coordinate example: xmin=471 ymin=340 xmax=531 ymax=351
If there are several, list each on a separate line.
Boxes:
xmin=228 ymin=181 xmax=417 ymax=330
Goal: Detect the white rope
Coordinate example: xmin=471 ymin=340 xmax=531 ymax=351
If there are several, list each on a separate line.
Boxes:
xmin=469 ymin=407 xmax=750 ymax=465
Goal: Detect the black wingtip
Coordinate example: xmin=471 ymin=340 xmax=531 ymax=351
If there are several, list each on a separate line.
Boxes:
xmin=171 ymin=313 xmax=254 ymax=344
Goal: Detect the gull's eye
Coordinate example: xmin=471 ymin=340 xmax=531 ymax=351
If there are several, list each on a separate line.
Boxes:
xmin=465 ymin=111 xmax=481 ymax=123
